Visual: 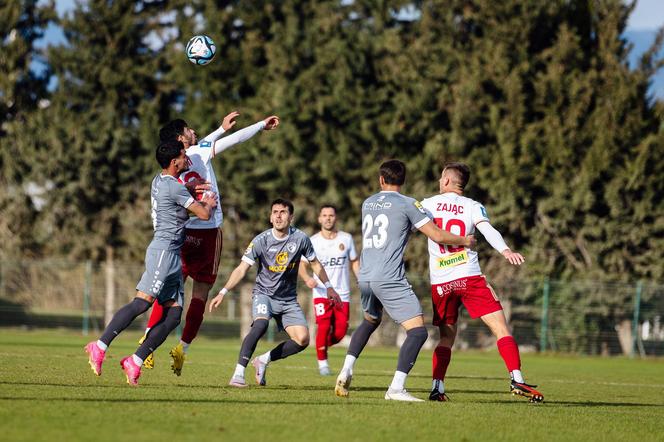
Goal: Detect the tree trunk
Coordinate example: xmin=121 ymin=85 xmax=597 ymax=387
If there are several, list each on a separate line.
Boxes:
xmin=104 ymin=245 xmax=115 ymax=326
xmin=615 ymin=319 xmax=632 ymax=356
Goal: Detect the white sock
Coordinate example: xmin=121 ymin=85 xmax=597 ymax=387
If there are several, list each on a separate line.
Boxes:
xmin=132 ymin=354 xmax=143 ymax=366
xmin=233 ymin=364 xmax=245 ymax=378
xmin=432 ymin=379 xmax=445 ymax=393
xmin=258 ymin=351 xmax=271 ymax=365
xmin=389 ymin=371 xmax=408 ymax=391
xmin=318 ymin=359 xmax=329 ymax=369
xmin=180 ymin=340 xmax=190 ymax=354
xmin=342 ymin=355 xmax=357 ymax=374
xmin=511 ymin=369 xmax=524 ymax=383
xmin=96 ymin=340 xmax=108 ymax=351
xmin=144 ymin=327 xmax=151 ymax=335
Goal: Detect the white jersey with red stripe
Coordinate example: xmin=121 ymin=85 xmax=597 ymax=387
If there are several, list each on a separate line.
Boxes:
xmin=420 ymin=192 xmax=490 ymax=284
xmin=179 ymin=140 xmax=223 ymax=229
xmin=307 ymin=231 xmax=358 ymax=302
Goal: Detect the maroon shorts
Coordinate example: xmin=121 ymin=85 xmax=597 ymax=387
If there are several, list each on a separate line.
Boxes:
xmin=181 ymin=227 xmax=222 ymax=284
xmin=431 ymin=275 xmax=502 ymax=326
xmin=313 ymin=299 xmax=350 ymax=324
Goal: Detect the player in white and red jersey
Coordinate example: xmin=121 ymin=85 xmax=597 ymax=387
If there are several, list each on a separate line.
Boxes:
xmin=420 ymin=162 xmax=543 ymax=403
xmin=299 ymin=205 xmax=359 ymax=375
xmin=142 ymin=112 xmax=280 ymax=375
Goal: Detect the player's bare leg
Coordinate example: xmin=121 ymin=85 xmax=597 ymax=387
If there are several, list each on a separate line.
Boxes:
xmin=481 ymin=310 xmax=543 ymax=402
xmin=170 ymin=280 xmax=211 ymax=376
xmin=384 ymin=315 xmax=426 ymax=402
xmin=335 ymin=313 xmax=380 ymax=397
xmin=253 ymin=325 xmax=309 ymax=386
xmin=430 ymin=323 xmax=456 ymax=402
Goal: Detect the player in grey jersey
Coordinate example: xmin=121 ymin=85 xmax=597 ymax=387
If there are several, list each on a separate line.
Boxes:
xmin=334 ymin=159 xmax=476 ymax=402
xmin=85 ymin=140 xmax=217 ymax=385
xmin=209 ymin=198 xmax=341 ymax=387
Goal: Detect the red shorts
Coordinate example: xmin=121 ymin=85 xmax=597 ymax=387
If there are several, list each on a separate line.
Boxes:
xmin=431 ymin=275 xmax=502 ymax=326
xmin=180 ymin=227 xmax=222 ymax=284
xmin=313 ymin=299 xmax=350 ymax=324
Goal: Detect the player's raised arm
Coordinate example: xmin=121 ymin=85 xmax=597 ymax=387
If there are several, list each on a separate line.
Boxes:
xmin=212 ymin=115 xmax=280 ymax=157
xmin=308 ymin=257 xmax=341 ymax=306
xmin=198 ymin=111 xmax=240 ymax=144
xmin=418 ymin=220 xmax=476 ymax=248
xmin=209 ymin=260 xmax=252 ymax=311
xmin=187 ymin=192 xmax=217 ymax=221
xmin=475 ymin=221 xmax=525 ymax=265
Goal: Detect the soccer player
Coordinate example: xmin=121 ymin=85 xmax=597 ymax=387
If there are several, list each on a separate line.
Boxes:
xmin=298 ymin=205 xmax=360 ymax=376
xmin=84 ymin=140 xmax=217 ymax=385
xmin=420 ymin=162 xmax=543 ymax=402
xmin=143 ymin=112 xmax=280 ymax=375
xmin=334 ymin=160 xmax=476 ymax=402
xmin=209 ymin=198 xmax=342 ymax=387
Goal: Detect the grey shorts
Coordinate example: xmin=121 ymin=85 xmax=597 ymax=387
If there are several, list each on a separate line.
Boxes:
xmin=252 ymin=293 xmax=308 ymax=331
xmin=136 ymin=248 xmax=184 ymax=306
xmin=360 ymin=279 xmax=422 ymax=324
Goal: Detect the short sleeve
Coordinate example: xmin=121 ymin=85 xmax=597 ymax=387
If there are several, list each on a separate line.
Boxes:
xmin=241 ymin=236 xmax=261 ymax=266
xmin=302 ymin=236 xmax=316 ymax=262
xmin=405 ymin=199 xmax=431 ymax=229
xmin=347 ymin=235 xmax=358 ymax=261
xmin=471 ymin=201 xmax=490 ymax=225
xmin=170 ymin=180 xmax=194 ymax=209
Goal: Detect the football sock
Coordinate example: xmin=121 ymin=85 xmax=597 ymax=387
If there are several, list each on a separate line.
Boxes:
xmin=146 ymin=301 xmax=164 ymax=329
xmin=233 ymin=364 xmax=245 ymax=378
xmin=328 ymin=313 xmax=348 ymax=346
xmin=396 ymin=326 xmax=427 ymax=374
xmin=132 ymin=354 xmax=143 ymax=366
xmin=389 ymin=371 xmax=408 ymax=391
xmin=347 ymin=319 xmax=379 ymax=358
xmin=180 ymin=340 xmax=190 ymax=354
xmin=433 ymin=345 xmax=452 ymax=380
xmin=258 ymin=351 xmax=271 ymax=365
xmin=497 ymin=336 xmax=521 ymax=373
xmin=269 ymin=339 xmax=307 ymax=362
xmin=135 ymin=306 xmax=182 ymax=360
xmin=100 ymin=298 xmax=151 ymax=346
xmin=318 ymin=359 xmax=329 ymax=369
xmin=432 ymin=379 xmax=445 ymax=393
xmin=510 ymin=369 xmax=525 ymax=383
xmin=341 ymin=355 xmax=357 ymax=374
xmin=316 ymin=318 xmax=332 ymax=360
xmin=181 ymin=297 xmax=206 ymax=344
xmin=237 ymin=319 xmax=269 ymax=367
xmin=96 ymin=340 xmax=108 ymax=351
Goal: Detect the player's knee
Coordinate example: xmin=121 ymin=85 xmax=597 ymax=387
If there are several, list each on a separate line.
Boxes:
xmin=407 ymin=326 xmax=428 ymax=345
xmin=164 ymin=306 xmax=183 ymax=330
xmin=294 ymin=335 xmax=309 ymax=347
xmin=130 ymin=298 xmax=151 ymax=315
xmin=364 ymin=315 xmax=381 ymax=327
xmin=252 ymin=318 xmax=269 ymax=335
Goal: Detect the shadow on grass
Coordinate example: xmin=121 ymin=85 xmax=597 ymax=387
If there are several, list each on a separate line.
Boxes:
xmin=481 ymin=399 xmax=663 ymax=408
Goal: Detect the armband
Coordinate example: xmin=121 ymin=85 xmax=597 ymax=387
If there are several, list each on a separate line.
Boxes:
xmin=324 ymin=281 xmax=333 ymax=289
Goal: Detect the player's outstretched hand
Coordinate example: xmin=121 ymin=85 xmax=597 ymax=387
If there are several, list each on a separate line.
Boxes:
xmin=222 ymin=111 xmax=240 ymax=131
xmin=305 ymin=278 xmax=318 ymax=289
xmin=502 ymin=249 xmax=525 ymax=266
xmin=327 ymin=288 xmax=342 ymax=307
xmin=201 ymin=191 xmax=218 ymax=209
xmin=263 ymin=115 xmax=280 ymax=130
xmin=209 ymin=292 xmax=226 ymax=312
xmin=184 ymin=178 xmax=211 ymax=197
xmin=464 ymin=235 xmax=477 ymax=248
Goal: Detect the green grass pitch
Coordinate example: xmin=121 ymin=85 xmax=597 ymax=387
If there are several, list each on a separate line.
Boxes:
xmin=1 ymin=330 xmax=662 ymax=441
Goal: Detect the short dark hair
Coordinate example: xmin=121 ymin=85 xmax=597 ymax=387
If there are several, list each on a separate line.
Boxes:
xmin=159 ymin=119 xmax=188 ymax=142
xmin=271 ymin=198 xmax=294 ymax=215
xmin=319 ymin=204 xmax=337 ymax=214
xmin=156 ymin=140 xmax=184 ymax=168
xmin=443 ymin=162 xmax=471 ymax=189
xmin=379 ymin=159 xmax=406 ymax=185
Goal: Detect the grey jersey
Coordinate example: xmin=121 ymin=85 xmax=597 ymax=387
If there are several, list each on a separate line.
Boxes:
xmin=359 ymin=191 xmax=430 ymax=282
xmin=242 ymin=226 xmax=316 ymax=299
xmin=148 ymin=174 xmax=194 ymax=251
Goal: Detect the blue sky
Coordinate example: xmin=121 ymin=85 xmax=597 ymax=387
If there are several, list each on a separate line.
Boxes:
xmin=41 ymin=0 xmax=664 ymax=97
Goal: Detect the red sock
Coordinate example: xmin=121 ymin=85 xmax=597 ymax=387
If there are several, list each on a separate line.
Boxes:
xmin=146 ymin=302 xmax=164 ymax=329
xmin=181 ymin=298 xmax=206 ymax=344
xmin=433 ymin=346 xmax=452 ymax=380
xmin=497 ymin=336 xmax=521 ymax=372
xmin=316 ymin=319 xmax=332 ymax=360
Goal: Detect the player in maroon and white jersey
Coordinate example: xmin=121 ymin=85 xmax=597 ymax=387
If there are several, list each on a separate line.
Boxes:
xmin=299 ymin=205 xmax=359 ymax=375
xmin=420 ymin=162 xmax=543 ymax=402
xmin=142 ymin=112 xmax=280 ymax=375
